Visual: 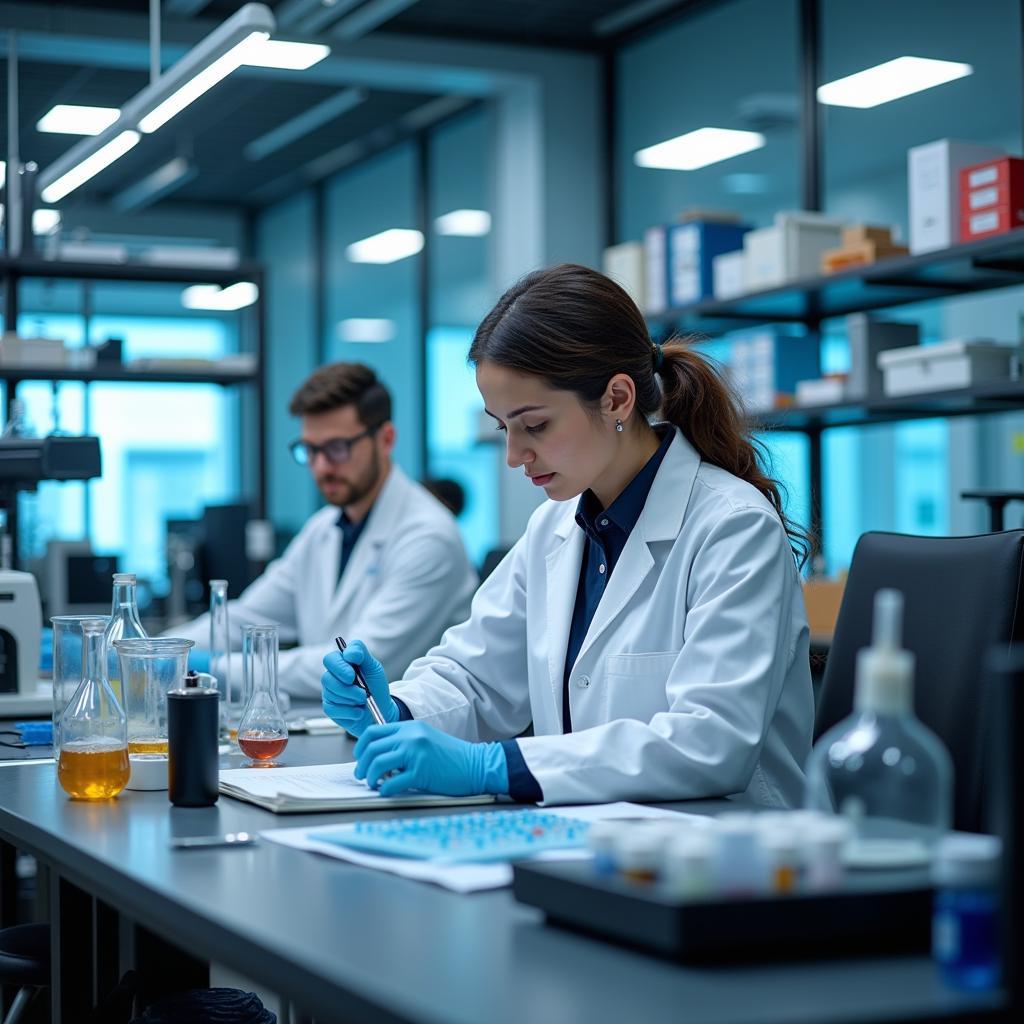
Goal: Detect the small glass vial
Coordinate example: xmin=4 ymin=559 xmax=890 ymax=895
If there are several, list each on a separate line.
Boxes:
xmin=103 ymin=573 xmax=148 ymax=707
xmin=663 ymin=833 xmax=714 ymax=898
xmin=713 ymin=814 xmax=768 ymax=896
xmin=932 ymin=834 xmax=1001 ymax=991
xmin=587 ymin=820 xmax=622 ymax=877
xmin=761 ymin=828 xmax=801 ymax=894
xmin=616 ymin=830 xmax=662 ymax=884
xmin=58 ymin=618 xmax=130 ymax=801
xmin=804 ymin=818 xmax=852 ymax=892
xmin=237 ymin=624 xmax=288 ymax=766
xmin=208 ymin=579 xmax=233 ymax=736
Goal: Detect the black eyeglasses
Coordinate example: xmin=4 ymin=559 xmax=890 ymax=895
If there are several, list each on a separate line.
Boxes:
xmin=289 ymin=428 xmax=375 ymax=466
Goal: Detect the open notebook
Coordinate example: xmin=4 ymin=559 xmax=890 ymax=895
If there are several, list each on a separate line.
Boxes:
xmin=219 ymin=761 xmax=496 ymax=814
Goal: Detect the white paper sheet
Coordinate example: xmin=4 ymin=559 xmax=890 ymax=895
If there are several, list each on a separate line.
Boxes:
xmin=260 ymin=802 xmax=704 ymax=893
xmin=220 ymin=761 xmax=376 ymax=801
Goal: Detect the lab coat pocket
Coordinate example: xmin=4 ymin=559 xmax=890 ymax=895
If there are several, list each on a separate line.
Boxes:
xmin=603 ymin=651 xmax=680 ymax=724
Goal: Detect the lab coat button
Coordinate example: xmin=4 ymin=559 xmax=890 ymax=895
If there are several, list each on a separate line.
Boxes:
xmin=577 ymin=675 xmax=591 ymax=688
xmin=598 ymin=563 xmax=606 ymax=574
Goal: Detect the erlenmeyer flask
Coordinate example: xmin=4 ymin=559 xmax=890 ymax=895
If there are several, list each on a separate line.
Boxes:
xmin=237 ymin=624 xmax=288 ymax=767
xmin=58 ymin=618 xmax=130 ymax=800
xmin=51 ymin=614 xmax=110 ymax=754
xmin=103 ymin=573 xmax=147 ymax=706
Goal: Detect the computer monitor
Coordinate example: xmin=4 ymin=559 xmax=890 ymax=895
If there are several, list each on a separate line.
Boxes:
xmin=43 ymin=540 xmax=118 ymax=616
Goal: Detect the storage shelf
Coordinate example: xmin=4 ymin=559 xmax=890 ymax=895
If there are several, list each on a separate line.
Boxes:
xmin=0 ymin=364 xmax=259 ymax=386
xmin=0 ymin=255 xmax=263 ymax=287
xmin=754 ymin=380 xmax=1024 ymax=432
xmin=648 ymin=227 xmax=1024 ymax=334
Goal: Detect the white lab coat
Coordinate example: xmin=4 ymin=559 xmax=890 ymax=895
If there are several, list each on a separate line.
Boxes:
xmin=172 ymin=467 xmax=478 ymax=697
xmin=391 ymin=428 xmax=813 ymax=806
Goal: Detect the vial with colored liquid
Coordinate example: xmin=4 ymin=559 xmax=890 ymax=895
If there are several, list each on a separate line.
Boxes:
xmin=237 ymin=624 xmax=288 ymax=766
xmin=58 ymin=618 xmax=130 ymax=801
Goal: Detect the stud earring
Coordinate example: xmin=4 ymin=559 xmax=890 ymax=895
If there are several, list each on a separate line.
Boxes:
xmin=615 ymin=418 xmax=624 ymax=433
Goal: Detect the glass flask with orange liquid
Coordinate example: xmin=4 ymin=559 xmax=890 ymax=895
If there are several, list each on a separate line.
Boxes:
xmin=114 ymin=637 xmax=194 ymax=755
xmin=237 ymin=624 xmax=288 ymax=767
xmin=103 ymin=573 xmax=148 ymax=707
xmin=58 ymin=618 xmax=130 ymax=800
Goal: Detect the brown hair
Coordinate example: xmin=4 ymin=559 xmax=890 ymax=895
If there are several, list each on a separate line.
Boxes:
xmin=468 ymin=263 xmax=810 ymax=564
xmin=289 ymin=362 xmax=391 ymax=427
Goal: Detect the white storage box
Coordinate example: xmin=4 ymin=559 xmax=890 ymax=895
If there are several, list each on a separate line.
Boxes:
xmin=908 ymin=139 xmax=1004 ymax=254
xmin=713 ymin=249 xmax=747 ymax=300
xmin=877 ymin=340 xmax=1013 ymax=396
xmin=643 ymin=226 xmax=668 ymax=314
xmin=602 ymin=241 xmax=645 ymax=309
xmin=0 ymin=334 xmax=68 ymax=367
xmin=743 ymin=211 xmax=845 ymax=290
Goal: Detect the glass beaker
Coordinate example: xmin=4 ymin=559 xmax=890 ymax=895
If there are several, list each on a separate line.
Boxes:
xmin=58 ymin=618 xmax=130 ymax=800
xmin=237 ymin=624 xmax=288 ymax=766
xmin=51 ymin=614 xmax=110 ymax=753
xmin=114 ymin=638 xmax=194 ymax=754
xmin=104 ymin=573 xmax=148 ymax=706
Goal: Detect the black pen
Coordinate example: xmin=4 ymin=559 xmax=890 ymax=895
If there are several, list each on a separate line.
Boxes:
xmin=334 ymin=637 xmax=387 ymax=726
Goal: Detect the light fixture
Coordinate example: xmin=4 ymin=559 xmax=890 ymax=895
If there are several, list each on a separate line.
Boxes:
xmin=32 ymin=209 xmax=62 ymax=235
xmin=338 ymin=318 xmax=396 ymax=343
xmin=346 ymin=228 xmax=424 ymax=264
xmin=37 ymin=4 xmax=275 ymax=203
xmin=434 ymin=209 xmax=491 ymax=236
xmin=37 ymin=104 xmax=121 ymax=136
xmin=241 ymin=39 xmax=330 ymax=69
xmin=817 ymin=56 xmax=972 ymax=109
xmin=111 ymin=156 xmax=197 ymax=212
xmin=40 ymin=130 xmax=140 ymax=203
xmin=181 ymin=281 xmax=259 ymax=311
xmin=0 ymin=160 xmax=5 ymax=188
xmin=635 ymin=128 xmax=765 ymax=170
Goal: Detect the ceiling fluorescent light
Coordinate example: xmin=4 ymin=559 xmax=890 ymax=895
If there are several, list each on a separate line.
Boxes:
xmin=182 ymin=282 xmax=259 ymax=311
xmin=241 ymin=39 xmax=330 ymax=69
xmin=37 ymin=104 xmax=120 ymax=136
xmin=338 ymin=318 xmax=396 ymax=343
xmin=111 ymin=156 xmax=197 ymax=212
xmin=634 ymin=128 xmax=765 ymax=170
xmin=33 ymin=209 xmax=62 ymax=235
xmin=40 ymin=130 xmax=140 ymax=203
xmin=818 ymin=56 xmax=972 ymax=108
xmin=346 ymin=228 xmax=424 ymax=264
xmin=435 ymin=209 xmax=491 ymax=236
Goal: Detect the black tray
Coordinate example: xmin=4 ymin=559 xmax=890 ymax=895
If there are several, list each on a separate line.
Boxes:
xmin=512 ymin=860 xmax=933 ymax=963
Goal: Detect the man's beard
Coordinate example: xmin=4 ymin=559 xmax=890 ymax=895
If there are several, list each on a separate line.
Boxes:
xmin=319 ymin=445 xmax=382 ymax=509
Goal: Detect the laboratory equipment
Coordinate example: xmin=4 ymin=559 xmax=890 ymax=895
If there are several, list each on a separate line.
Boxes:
xmin=209 ymin=579 xmax=235 ymax=734
xmin=932 ymin=834 xmax=1001 ymax=990
xmin=320 ymin=809 xmax=590 ymax=863
xmin=103 ymin=573 xmax=148 ymax=707
xmin=805 ymin=589 xmax=953 ymax=864
xmin=237 ymin=624 xmax=287 ymax=765
xmin=0 ymin=569 xmax=42 ymax=698
xmin=57 ymin=618 xmax=129 ymax=800
xmin=42 ymin=540 xmax=116 ymax=615
xmin=169 ymin=832 xmax=257 ymax=850
xmin=52 ymin=614 xmax=110 ymax=751
xmin=168 ymin=670 xmax=220 ymax=806
xmin=126 ymin=753 xmax=168 ymax=791
xmin=114 ymin=637 xmax=194 ymax=754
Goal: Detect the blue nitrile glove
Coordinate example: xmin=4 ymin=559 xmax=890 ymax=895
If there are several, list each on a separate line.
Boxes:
xmin=321 ymin=640 xmax=400 ymax=737
xmin=354 ymin=720 xmax=509 ymax=797
xmin=189 ymin=649 xmax=212 ymax=673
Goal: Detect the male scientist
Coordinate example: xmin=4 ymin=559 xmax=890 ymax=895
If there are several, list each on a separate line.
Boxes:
xmin=175 ymin=362 xmax=478 ymax=697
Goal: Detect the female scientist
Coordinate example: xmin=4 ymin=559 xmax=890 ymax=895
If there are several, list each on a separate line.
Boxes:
xmin=321 ymin=263 xmax=814 ymax=806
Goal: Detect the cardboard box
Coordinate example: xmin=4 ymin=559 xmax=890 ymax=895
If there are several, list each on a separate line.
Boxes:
xmin=821 ymin=239 xmax=909 ymax=273
xmin=712 ymin=249 xmax=747 ymax=300
xmin=643 ymin=225 xmax=668 ymax=314
xmin=602 ymin=242 xmax=645 ymax=309
xmin=908 ymin=139 xmax=1004 ymax=254
xmin=743 ymin=211 xmax=844 ymax=290
xmin=877 ymin=339 xmax=1013 ymax=396
xmin=845 ymin=314 xmax=919 ymax=401
xmin=842 ymin=224 xmax=896 ymax=247
xmin=728 ymin=326 xmax=820 ymax=412
xmin=802 ymin=579 xmax=846 ymax=642
xmin=667 ymin=221 xmax=750 ymax=306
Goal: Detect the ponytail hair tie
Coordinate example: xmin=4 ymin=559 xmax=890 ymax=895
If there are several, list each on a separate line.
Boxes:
xmin=652 ymin=342 xmax=664 ymax=373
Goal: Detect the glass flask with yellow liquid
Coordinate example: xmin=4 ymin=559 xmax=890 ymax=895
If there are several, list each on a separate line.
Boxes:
xmin=115 ymin=637 xmax=194 ymax=755
xmin=103 ymin=573 xmax=148 ymax=707
xmin=58 ymin=618 xmax=130 ymax=800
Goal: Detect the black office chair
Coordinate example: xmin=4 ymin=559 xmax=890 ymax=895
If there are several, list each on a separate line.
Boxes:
xmin=814 ymin=530 xmax=1024 ymax=833
xmin=0 ymin=923 xmax=50 ymax=1023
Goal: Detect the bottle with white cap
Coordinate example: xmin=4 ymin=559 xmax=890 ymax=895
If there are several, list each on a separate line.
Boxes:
xmin=804 ymin=589 xmax=953 ymax=867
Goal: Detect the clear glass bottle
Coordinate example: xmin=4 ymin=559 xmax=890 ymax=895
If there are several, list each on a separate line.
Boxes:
xmin=237 ymin=624 xmax=288 ymax=767
xmin=208 ymin=579 xmax=233 ymax=736
xmin=104 ymin=573 xmax=148 ymax=707
xmin=58 ymin=618 xmax=130 ymax=800
xmin=805 ymin=589 xmax=953 ymax=865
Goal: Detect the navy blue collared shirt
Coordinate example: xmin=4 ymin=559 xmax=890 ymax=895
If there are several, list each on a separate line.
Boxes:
xmin=337 ymin=509 xmax=368 ymax=584
xmin=501 ymin=426 xmax=675 ymax=800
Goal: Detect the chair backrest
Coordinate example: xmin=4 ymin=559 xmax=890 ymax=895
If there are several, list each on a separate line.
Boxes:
xmin=814 ymin=530 xmax=1024 ymax=832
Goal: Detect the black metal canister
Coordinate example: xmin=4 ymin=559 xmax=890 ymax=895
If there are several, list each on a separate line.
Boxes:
xmin=168 ymin=671 xmax=220 ymax=807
